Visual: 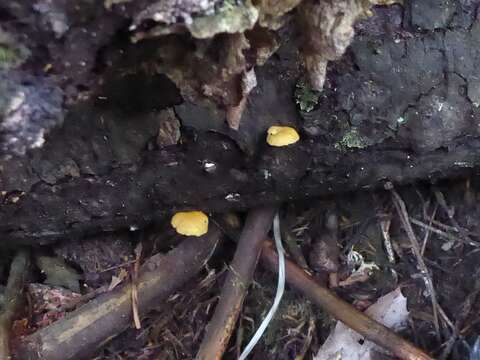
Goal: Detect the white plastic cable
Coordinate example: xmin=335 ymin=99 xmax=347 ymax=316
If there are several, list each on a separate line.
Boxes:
xmin=238 ymin=212 xmax=286 ymax=360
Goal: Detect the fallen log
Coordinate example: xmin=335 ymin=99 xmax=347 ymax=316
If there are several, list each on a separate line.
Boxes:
xmin=1 ymin=120 xmax=479 ymax=246
xmin=2 ymin=0 xmax=480 ymax=246
xmin=15 ymin=227 xmax=220 ymax=360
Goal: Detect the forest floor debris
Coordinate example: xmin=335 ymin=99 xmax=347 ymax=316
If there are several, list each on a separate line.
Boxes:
xmin=1 ymin=180 xmax=480 ymax=359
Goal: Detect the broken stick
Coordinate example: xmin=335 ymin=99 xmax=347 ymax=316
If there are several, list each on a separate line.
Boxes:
xmin=390 ymin=188 xmax=441 ymax=343
xmin=0 ymin=250 xmax=29 ymax=360
xmin=196 ymin=206 xmax=276 ymax=360
xmin=16 ymin=227 xmax=220 ymax=360
xmin=261 ymin=239 xmax=434 ymax=360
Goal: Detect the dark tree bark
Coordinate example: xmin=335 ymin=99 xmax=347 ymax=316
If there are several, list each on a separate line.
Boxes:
xmin=1 ymin=0 xmax=480 ymax=245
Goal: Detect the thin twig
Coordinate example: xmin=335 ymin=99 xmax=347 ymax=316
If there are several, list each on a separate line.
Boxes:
xmin=390 ymin=188 xmax=441 ymax=343
xmin=0 ymin=249 xmax=29 ymax=360
xmin=434 ymin=190 xmax=474 ymax=244
xmin=437 ymin=305 xmax=457 ymax=360
xmin=430 ymin=219 xmax=461 ymax=233
xmin=440 ymin=271 xmax=480 ymax=359
xmin=421 ymin=205 xmax=437 ymax=255
xmin=410 ymin=218 xmax=480 ymax=247
xmin=380 ymin=216 xmax=395 ymax=263
xmin=297 ymin=316 xmax=315 ymax=360
xmin=196 ymin=206 xmax=276 ymax=360
xmin=284 ymin=206 xmax=309 ymax=270
xmin=439 ymin=336 xmax=457 ymax=360
xmin=437 ymin=305 xmax=455 ymax=332
xmin=420 ymin=216 xmax=479 ymax=238
xmin=98 ymin=260 xmax=136 ymax=273
xmin=235 ymin=314 xmax=245 ymax=360
xmin=284 ymin=232 xmax=309 ymax=270
xmin=430 ymin=218 xmax=479 ymax=239
xmin=261 ymin=239 xmax=434 ymax=360
xmin=131 ymin=243 xmax=142 ymax=329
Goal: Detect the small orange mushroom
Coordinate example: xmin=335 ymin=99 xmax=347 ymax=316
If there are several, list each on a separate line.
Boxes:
xmin=171 ymin=211 xmax=209 ymax=236
xmin=266 ymin=126 xmax=300 ymax=147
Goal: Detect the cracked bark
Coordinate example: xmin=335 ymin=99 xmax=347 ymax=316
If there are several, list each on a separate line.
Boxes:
xmin=2 ymin=0 xmax=480 ymax=245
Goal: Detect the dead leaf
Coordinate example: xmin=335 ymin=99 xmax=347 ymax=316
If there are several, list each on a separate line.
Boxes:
xmin=314 ymin=288 xmax=409 ymax=360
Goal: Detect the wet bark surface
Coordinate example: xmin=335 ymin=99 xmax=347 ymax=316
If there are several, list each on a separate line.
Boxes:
xmin=2 ymin=0 xmax=480 ymax=245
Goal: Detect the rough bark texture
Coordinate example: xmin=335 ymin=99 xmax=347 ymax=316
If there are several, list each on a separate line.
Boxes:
xmin=1 ymin=0 xmax=480 ymax=245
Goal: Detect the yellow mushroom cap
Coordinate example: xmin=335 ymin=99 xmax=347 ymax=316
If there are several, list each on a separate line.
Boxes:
xmin=171 ymin=211 xmax=209 ymax=237
xmin=266 ymin=126 xmax=300 ymax=147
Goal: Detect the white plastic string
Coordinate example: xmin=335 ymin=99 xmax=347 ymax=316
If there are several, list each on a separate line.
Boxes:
xmin=238 ymin=212 xmax=286 ymax=360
